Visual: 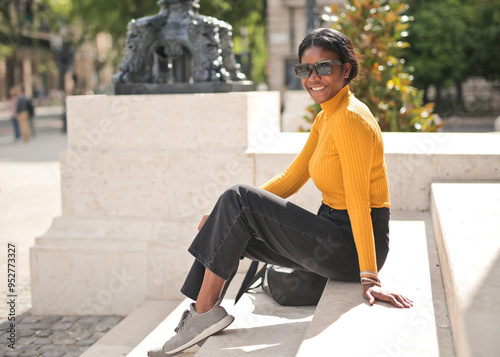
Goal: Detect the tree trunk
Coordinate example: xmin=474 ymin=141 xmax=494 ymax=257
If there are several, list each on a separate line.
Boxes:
xmin=435 ymin=84 xmax=442 ymax=105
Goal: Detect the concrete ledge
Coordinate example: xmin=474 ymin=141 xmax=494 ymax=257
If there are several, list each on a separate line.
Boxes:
xmin=129 ymin=269 xmax=315 ymax=357
xmin=196 ymin=293 xmax=315 ymax=356
xmin=253 ymin=132 xmax=500 ymax=211
xmin=126 ymin=299 xmax=199 ymax=357
xmin=66 ymin=91 xmax=280 ymax=152
xmin=80 ymin=299 xmax=180 ymax=357
xmin=431 ymin=183 xmax=500 ymax=357
xmin=126 ymin=272 xmax=241 ymax=356
xmin=296 ymin=211 xmax=454 ymax=357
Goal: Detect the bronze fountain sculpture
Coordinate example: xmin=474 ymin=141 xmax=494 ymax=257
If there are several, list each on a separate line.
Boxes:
xmin=113 ymin=0 xmax=253 ymax=94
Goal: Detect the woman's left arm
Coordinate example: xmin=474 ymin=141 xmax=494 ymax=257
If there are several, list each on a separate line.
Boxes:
xmin=334 ymin=112 xmax=377 ymax=274
xmin=335 ymin=111 xmax=412 ymax=308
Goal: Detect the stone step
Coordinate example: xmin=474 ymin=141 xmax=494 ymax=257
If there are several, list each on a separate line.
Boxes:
xmin=194 ymin=293 xmax=315 ymax=356
xmin=296 ymin=211 xmax=455 ymax=357
xmin=431 ymin=183 xmax=500 ymax=357
xmin=125 ymin=269 xmax=316 ymax=356
xmin=125 ymin=299 xmax=199 ymax=357
xmin=122 ymin=211 xmax=456 ymax=357
xmin=80 ymin=299 xmax=181 ymax=357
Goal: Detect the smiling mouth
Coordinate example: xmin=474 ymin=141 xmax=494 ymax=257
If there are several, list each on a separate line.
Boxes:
xmin=310 ymin=86 xmax=325 ymax=92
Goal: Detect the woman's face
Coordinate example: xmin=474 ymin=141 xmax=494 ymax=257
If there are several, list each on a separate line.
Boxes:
xmin=300 ymin=46 xmax=351 ymax=104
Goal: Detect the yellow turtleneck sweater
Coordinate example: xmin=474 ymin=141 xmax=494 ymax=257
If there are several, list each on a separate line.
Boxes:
xmin=261 ymin=85 xmax=390 ymax=274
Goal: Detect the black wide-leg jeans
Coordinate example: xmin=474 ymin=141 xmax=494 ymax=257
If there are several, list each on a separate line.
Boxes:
xmin=181 ymin=184 xmax=390 ymax=301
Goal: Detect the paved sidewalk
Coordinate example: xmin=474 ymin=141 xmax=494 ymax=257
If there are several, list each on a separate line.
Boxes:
xmin=0 ymin=312 xmax=123 ymax=357
xmin=0 ymin=125 xmax=124 ymax=356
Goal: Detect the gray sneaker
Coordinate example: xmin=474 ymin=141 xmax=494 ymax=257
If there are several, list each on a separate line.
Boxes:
xmin=148 ymin=300 xmax=234 ymax=356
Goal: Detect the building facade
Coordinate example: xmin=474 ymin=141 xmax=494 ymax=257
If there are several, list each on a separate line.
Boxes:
xmin=267 ymin=0 xmax=344 ymax=131
xmin=0 ymin=31 xmax=113 ymax=104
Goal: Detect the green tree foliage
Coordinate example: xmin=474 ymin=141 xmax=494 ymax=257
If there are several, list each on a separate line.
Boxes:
xmin=310 ymin=0 xmax=438 ymax=132
xmin=0 ymin=0 xmax=59 ymax=56
xmin=199 ymin=0 xmax=267 ymax=84
xmin=404 ymin=0 xmax=500 ymax=109
xmin=0 ymin=0 xmax=68 ymax=80
xmin=60 ymin=0 xmax=158 ymax=44
xmin=462 ymin=0 xmax=500 ymax=81
xmin=0 ymin=1 xmax=18 ymax=58
xmin=403 ymin=0 xmax=476 ymax=98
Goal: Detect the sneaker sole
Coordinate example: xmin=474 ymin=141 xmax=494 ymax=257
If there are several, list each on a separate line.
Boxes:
xmin=164 ymin=314 xmax=235 ymax=355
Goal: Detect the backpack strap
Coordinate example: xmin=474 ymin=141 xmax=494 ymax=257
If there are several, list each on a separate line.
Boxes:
xmin=234 ymin=261 xmax=266 ymax=304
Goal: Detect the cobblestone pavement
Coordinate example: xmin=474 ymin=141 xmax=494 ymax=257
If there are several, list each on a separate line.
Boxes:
xmin=0 ymin=310 xmax=123 ymax=356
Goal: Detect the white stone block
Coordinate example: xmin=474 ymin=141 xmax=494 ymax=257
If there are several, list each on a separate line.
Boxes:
xmin=60 ymin=151 xmax=254 ymax=218
xmin=30 ymin=245 xmax=148 ymax=316
xmin=281 ymin=90 xmax=313 ymax=132
xmin=66 ymin=91 xmax=280 ymax=152
xmin=387 ymin=153 xmax=500 ymax=211
xmin=246 ymin=92 xmax=281 ymax=151
xmin=254 ymin=152 xmax=322 ymax=213
xmin=254 ymin=132 xmax=500 ymax=211
xmin=40 ymin=216 xmax=153 ymax=241
xmin=431 ymin=183 xmax=500 ymax=357
xmin=147 ymin=245 xmax=196 ymax=300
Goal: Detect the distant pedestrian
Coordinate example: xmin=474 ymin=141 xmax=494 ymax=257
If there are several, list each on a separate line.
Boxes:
xmin=9 ymin=87 xmax=20 ymax=141
xmin=16 ymin=85 xmax=31 ymax=142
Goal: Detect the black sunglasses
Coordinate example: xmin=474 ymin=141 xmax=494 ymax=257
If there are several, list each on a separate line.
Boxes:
xmin=294 ymin=60 xmax=343 ymax=79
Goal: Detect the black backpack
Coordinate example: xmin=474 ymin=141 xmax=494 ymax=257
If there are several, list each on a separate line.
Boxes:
xmin=235 ymin=261 xmax=327 ymax=306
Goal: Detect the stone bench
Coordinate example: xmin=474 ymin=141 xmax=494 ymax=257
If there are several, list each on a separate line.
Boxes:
xmin=123 ymin=269 xmax=316 ymax=357
xmin=296 ymin=210 xmax=454 ymax=357
xmin=81 ymin=183 xmax=500 ymax=356
xmin=431 ymin=182 xmax=500 ymax=357
xmin=120 ymin=211 xmax=454 ymax=356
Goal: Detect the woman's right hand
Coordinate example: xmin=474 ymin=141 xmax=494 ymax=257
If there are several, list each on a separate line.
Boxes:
xmin=198 ymin=214 xmax=210 ymax=231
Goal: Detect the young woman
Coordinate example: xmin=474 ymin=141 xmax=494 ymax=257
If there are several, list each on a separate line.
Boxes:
xmin=149 ymin=28 xmax=413 ymax=357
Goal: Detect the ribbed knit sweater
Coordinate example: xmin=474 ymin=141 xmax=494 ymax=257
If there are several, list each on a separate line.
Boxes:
xmin=261 ymin=85 xmax=390 ymax=274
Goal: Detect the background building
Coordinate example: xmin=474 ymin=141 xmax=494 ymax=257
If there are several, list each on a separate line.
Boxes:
xmin=267 ymin=0 xmax=344 ymax=131
xmin=0 ymin=0 xmax=114 ymax=105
